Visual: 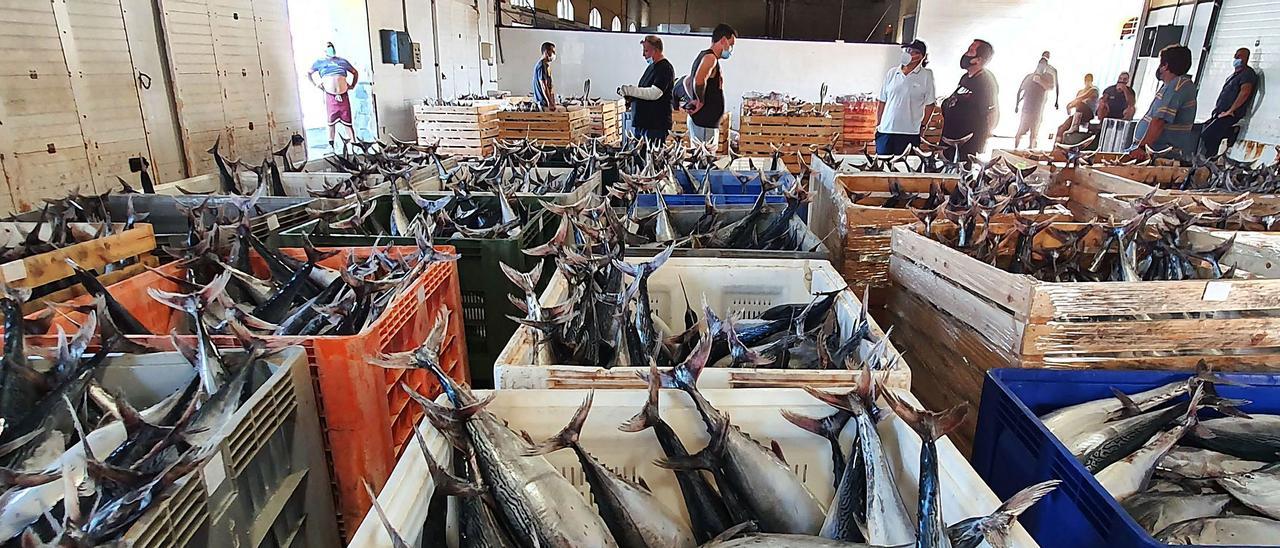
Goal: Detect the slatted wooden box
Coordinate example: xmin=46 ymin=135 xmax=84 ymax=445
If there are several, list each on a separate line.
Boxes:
xmin=671 ymin=111 xmax=730 ymax=154
xmin=739 ymin=105 xmax=843 ymax=172
xmin=573 ymin=99 xmax=624 ymax=144
xmin=0 ymin=223 xmax=158 ymax=314
xmin=498 ymin=109 xmax=591 ymax=146
xmin=414 ymin=103 xmax=501 ymax=157
xmin=841 ymin=101 xmax=877 ymax=153
xmin=884 ymin=223 xmax=1280 ymax=453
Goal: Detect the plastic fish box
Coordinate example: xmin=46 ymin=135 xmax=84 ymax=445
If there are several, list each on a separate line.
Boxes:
xmin=972 ymin=368 xmax=1280 ymax=548
xmin=349 ymin=388 xmax=1038 ymax=547
xmin=277 ymin=195 xmax=558 ymax=389
xmin=621 ymin=204 xmax=828 ymax=260
xmin=30 ymin=246 xmax=468 ymax=541
xmin=35 ymin=347 xmax=339 ymax=548
xmin=632 ymin=193 xmax=787 ymax=208
xmin=492 ymin=257 xmax=911 ymax=391
xmin=673 ymin=168 xmax=797 ymax=195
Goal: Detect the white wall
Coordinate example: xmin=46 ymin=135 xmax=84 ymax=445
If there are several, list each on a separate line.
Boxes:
xmin=366 ymin=0 xmax=499 ymax=139
xmin=917 ymin=0 xmax=1144 ymax=136
xmin=495 ymin=27 xmax=900 ymax=128
xmin=1202 ymin=0 xmax=1279 ymax=162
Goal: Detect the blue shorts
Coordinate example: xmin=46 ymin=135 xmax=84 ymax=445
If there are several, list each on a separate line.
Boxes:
xmin=874 ymin=132 xmax=921 ymax=155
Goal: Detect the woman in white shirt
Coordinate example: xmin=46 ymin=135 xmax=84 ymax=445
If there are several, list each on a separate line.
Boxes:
xmin=876 ymin=39 xmax=937 ymax=155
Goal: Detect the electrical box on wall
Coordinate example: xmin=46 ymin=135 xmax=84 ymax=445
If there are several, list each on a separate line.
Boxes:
xmin=408 ymin=42 xmax=423 ymax=70
xmin=480 ymin=42 xmax=494 ymax=62
xmin=379 ymin=29 xmax=413 ymax=65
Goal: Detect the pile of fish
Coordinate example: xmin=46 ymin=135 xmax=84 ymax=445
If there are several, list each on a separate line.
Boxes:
xmin=189 ymin=134 xmax=444 ymax=199
xmin=1041 ymin=366 xmax=1280 ymax=544
xmin=930 ymin=204 xmax=1239 ymax=282
xmin=365 ymin=314 xmax=1059 ymax=547
xmin=502 ymin=194 xmax=882 ymax=368
xmin=305 ymin=182 xmax=532 ymax=241
xmin=0 ymin=292 xmax=279 ymax=545
xmin=1179 ymin=153 xmax=1280 ymax=194
xmin=1127 ymin=191 xmax=1278 ymax=231
xmin=741 ymin=88 xmax=835 ymax=117
xmin=440 ymin=138 xmax=603 ymax=196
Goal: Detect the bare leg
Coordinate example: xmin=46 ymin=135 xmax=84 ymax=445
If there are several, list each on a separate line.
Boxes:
xmin=328 ymin=123 xmax=336 ymax=147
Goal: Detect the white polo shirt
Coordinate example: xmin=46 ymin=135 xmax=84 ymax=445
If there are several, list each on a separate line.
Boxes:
xmin=877 ymin=63 xmax=937 ymax=135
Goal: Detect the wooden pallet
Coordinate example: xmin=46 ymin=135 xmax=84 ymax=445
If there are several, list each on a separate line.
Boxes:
xmin=414 ymin=104 xmax=501 ymax=158
xmin=572 ymin=99 xmax=624 ymax=144
xmin=890 ymin=222 xmax=1280 ymax=369
xmin=498 ymin=109 xmax=591 ymax=146
xmin=0 ymin=223 xmax=157 ymax=313
xmin=811 ymin=172 xmax=1070 ymax=302
xmin=739 ymin=105 xmax=843 ymax=171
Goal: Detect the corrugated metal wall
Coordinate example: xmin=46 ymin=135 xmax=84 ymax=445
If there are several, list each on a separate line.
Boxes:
xmin=1199 ymin=0 xmax=1280 ymax=161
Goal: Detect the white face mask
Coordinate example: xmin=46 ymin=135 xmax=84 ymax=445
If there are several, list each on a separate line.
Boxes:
xmin=549 ymin=53 xmax=557 ymax=63
xmin=901 ymin=50 xmax=913 ymax=66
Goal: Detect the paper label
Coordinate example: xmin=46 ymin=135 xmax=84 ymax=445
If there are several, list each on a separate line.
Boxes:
xmin=1 ymin=260 xmax=27 ymax=283
xmin=202 ymin=451 xmax=228 ymax=493
xmin=266 ymin=215 xmax=280 ymax=231
xmin=1202 ymin=281 xmax=1232 ymax=302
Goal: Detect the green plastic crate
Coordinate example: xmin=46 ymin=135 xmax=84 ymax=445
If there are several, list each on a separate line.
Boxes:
xmin=277 ymin=195 xmax=556 ymax=388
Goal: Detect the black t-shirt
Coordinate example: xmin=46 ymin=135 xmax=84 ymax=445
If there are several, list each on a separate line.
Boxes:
xmin=690 ymin=50 xmax=725 ymax=128
xmin=633 ymin=59 xmax=675 ymax=131
xmin=1215 ymin=66 xmax=1259 ymax=115
xmin=1100 ymin=84 xmax=1130 ymax=119
xmin=942 ymin=69 xmax=999 ymax=140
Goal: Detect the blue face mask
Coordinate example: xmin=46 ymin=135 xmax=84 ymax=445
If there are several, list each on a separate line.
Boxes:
xmin=326 ymin=47 xmax=336 ymax=57
xmin=1234 ymin=58 xmax=1244 ymax=68
xmin=646 ymin=57 xmax=654 ymax=65
xmin=720 ymin=46 xmax=732 ymax=60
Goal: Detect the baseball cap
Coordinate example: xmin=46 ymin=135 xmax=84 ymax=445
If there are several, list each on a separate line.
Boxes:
xmin=902 ymin=39 xmax=927 ymax=55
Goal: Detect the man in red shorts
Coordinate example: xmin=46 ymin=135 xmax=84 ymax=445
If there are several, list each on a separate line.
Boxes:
xmin=307 ymin=42 xmax=359 ymax=149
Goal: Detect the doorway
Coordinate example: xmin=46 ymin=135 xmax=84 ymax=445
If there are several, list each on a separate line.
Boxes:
xmin=287 ymin=0 xmax=379 ymax=160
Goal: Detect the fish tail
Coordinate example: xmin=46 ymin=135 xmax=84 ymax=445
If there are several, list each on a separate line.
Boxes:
xmin=523 ymin=391 xmax=593 ymax=456
xmin=802 ymin=386 xmax=858 ymax=414
xmin=976 ymin=480 xmax=1061 ymax=548
xmin=402 ymin=381 xmax=490 ymax=424
xmin=499 ymin=261 xmax=539 ymax=293
xmin=781 ymin=409 xmax=849 ymax=444
xmin=619 ymin=364 xmax=662 ymax=433
xmin=883 ymin=389 xmax=968 ymax=442
xmin=362 ymin=480 xmax=410 ymax=547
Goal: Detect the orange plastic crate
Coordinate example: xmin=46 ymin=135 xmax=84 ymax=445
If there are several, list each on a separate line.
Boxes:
xmin=32 ymin=246 xmax=467 ymax=540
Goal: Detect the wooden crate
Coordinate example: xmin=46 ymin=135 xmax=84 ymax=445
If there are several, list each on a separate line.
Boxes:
xmin=573 ymin=99 xmax=624 ymax=144
xmin=414 ymin=103 xmax=500 ymax=157
xmin=0 ymin=223 xmax=158 ymax=313
xmin=887 ymin=223 xmax=1280 ymax=452
xmin=841 ymin=101 xmax=877 ymax=148
xmin=498 ymin=109 xmax=591 ymax=146
xmin=811 ymin=172 xmax=1070 ymax=302
xmin=671 ymin=111 xmax=730 ymax=154
xmin=739 ymin=105 xmax=843 ymax=171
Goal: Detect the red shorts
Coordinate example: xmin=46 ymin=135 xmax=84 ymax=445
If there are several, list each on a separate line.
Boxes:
xmin=326 ymin=93 xmax=352 ymax=126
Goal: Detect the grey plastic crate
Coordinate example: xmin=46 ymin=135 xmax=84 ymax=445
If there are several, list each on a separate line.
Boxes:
xmin=110 ymin=346 xmax=339 ymax=548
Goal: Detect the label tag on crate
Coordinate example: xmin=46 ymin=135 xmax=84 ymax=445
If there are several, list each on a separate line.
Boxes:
xmin=1202 ymin=281 xmax=1232 ymax=301
xmin=267 ymin=215 xmax=280 ymax=231
xmin=203 ymin=451 xmax=228 ymax=493
xmin=1 ymin=260 xmax=27 ymax=283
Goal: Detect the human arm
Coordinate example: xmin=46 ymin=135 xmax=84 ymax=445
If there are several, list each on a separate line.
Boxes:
xmin=687 ymin=53 xmax=716 ymax=112
xmin=1126 ymin=118 xmax=1166 ymax=160
xmin=1123 ymin=87 xmax=1137 ymax=118
xmin=347 ymin=66 xmax=359 ymax=87
xmin=986 ymin=75 xmax=1000 ymax=131
xmin=621 ymin=85 xmax=663 ymax=100
xmin=1220 ymin=82 xmax=1256 ymax=118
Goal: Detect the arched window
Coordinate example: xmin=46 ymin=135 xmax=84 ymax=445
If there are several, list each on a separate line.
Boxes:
xmin=611 ymin=16 xmax=621 ymax=31
xmin=511 ymin=0 xmax=532 ymax=7
xmin=589 ymin=8 xmax=602 ymax=28
xmin=628 ymin=21 xmax=637 ymax=32
xmin=556 ymin=0 xmax=573 ymax=20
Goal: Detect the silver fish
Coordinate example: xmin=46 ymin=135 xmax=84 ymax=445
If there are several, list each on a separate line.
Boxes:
xmin=1156 ymin=516 xmax=1280 ymax=544
xmin=1123 ymin=491 xmax=1231 ymax=535
xmin=1040 ymin=381 xmax=1189 ymax=448
xmin=1186 ymin=414 xmax=1280 ymax=462
xmin=1157 ymin=447 xmax=1266 ymax=479
xmin=1096 ymin=390 xmax=1204 ymax=502
xmin=1216 ymin=463 xmax=1280 ymax=520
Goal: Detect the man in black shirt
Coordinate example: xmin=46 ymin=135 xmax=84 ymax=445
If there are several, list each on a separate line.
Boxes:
xmin=1096 ymin=72 xmax=1135 ymax=120
xmin=686 ymin=24 xmax=736 ymax=148
xmin=620 ymin=35 xmax=676 ymax=143
xmin=1200 ymin=48 xmax=1259 ymax=157
xmin=941 ymin=39 xmax=999 ymax=160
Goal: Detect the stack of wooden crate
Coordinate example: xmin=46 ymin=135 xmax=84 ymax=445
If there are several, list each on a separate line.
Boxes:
xmin=498 ymin=109 xmax=591 ymax=146
xmin=575 ymin=99 xmax=624 ymax=144
xmin=413 ymin=103 xmax=501 ymax=158
xmin=841 ymin=100 xmax=877 ymax=153
xmin=739 ymin=104 xmax=843 ymax=171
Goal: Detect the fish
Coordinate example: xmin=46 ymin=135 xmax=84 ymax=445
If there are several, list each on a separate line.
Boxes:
xmin=1095 ymin=388 xmax=1206 ymax=502
xmin=1156 ymin=516 xmax=1280 ymax=544
xmin=525 ymin=392 xmax=696 ymax=548
xmin=619 ymin=364 xmax=734 ymax=543
xmin=781 ymin=409 xmax=851 ymax=490
xmin=1156 ymin=446 xmax=1267 ymax=479
xmin=1122 ymin=491 xmax=1232 ymax=535
xmin=412 ymin=426 xmax=517 ymax=548
xmin=882 ymin=391 xmax=968 ymax=548
xmin=1040 ymin=377 xmax=1196 ymax=447
xmin=1185 ymin=414 xmax=1280 ymax=462
xmin=1215 ymin=462 xmax=1280 ymax=520
xmin=945 ymin=480 xmax=1060 ymax=548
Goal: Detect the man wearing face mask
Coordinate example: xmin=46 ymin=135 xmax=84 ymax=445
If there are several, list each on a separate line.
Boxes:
xmin=1096 ymin=72 xmax=1136 ymax=120
xmin=1126 ymin=45 xmax=1198 ymax=162
xmin=1014 ymin=57 xmax=1053 ymax=150
xmin=1200 ymin=48 xmax=1258 ymax=157
xmin=941 ymin=39 xmax=999 ymax=160
xmin=686 ymin=24 xmax=736 ymax=148
xmin=875 ymin=39 xmax=936 ymax=155
xmin=532 ymin=42 xmax=557 ymax=111
xmin=620 ymin=35 xmax=676 ymax=143
xmin=307 ymin=42 xmax=359 ymax=149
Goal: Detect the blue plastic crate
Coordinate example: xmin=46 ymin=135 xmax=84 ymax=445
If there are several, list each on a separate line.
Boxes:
xmin=972 ymin=368 xmax=1280 ymax=548
xmin=673 ymin=169 xmax=796 ymax=195
xmin=633 ymin=193 xmax=786 ymax=208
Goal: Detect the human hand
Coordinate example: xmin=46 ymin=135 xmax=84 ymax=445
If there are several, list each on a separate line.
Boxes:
xmin=1124 ymin=147 xmax=1149 ymax=162
xmin=687 ymin=100 xmax=703 ymax=114
xmin=1217 ymin=110 xmax=1235 ymax=119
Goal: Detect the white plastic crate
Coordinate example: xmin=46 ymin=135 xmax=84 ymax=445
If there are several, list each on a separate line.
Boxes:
xmin=349 ymin=388 xmax=1038 ymax=547
xmin=493 ymin=257 xmax=911 ymax=390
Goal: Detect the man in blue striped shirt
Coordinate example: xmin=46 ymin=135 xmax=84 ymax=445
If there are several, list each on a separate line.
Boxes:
xmin=1127 ymin=45 xmax=1198 ymax=162
xmin=532 ymin=42 xmax=557 ymax=111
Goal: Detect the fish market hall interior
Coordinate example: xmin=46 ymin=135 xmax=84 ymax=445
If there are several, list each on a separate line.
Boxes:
xmin=3 ymin=0 xmax=1280 ymax=546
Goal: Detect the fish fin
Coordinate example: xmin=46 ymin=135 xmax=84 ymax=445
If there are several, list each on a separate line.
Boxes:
xmin=769 ymin=440 xmax=787 ymax=464
xmin=507 ymin=294 xmax=530 ymax=314
xmin=362 ymin=480 xmax=411 ymax=548
xmin=1192 ymin=360 xmax=1250 ymax=388
xmin=413 ymin=427 xmax=483 ymax=498
xmin=636 ymin=476 xmax=650 ymax=491
xmin=0 ymin=467 xmax=59 ymax=489
xmin=401 ymin=382 xmax=492 ymax=422
xmin=523 ymin=391 xmax=593 ymax=456
xmin=969 ymin=480 xmax=1061 ymax=548
xmin=705 ymin=522 xmax=759 ymax=543
xmin=882 ymin=389 xmax=968 ymax=442
xmin=781 ymin=409 xmax=850 ymax=444
xmin=802 ymin=385 xmax=858 ymax=414
xmin=619 ymin=363 xmax=662 ymax=433
xmin=1110 ymin=387 xmax=1143 ymax=418
xmin=499 ymin=262 xmax=538 ymax=293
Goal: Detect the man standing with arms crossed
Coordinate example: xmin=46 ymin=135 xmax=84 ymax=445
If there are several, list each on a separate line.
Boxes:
xmin=1200 ymin=48 xmax=1258 ymax=157
xmin=686 ymin=24 xmax=736 ymax=149
xmin=307 ymin=42 xmax=359 ymax=150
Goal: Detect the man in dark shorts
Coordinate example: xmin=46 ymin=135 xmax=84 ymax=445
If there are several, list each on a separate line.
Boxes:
xmin=686 ymin=24 xmax=736 ymax=149
xmin=308 ymin=42 xmax=359 ymax=149
xmin=1200 ymin=48 xmax=1259 ymax=157
xmin=941 ymin=39 xmax=998 ymax=160
xmin=620 ymin=35 xmax=675 ymax=142
xmin=1096 ymin=72 xmax=1136 ymax=120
